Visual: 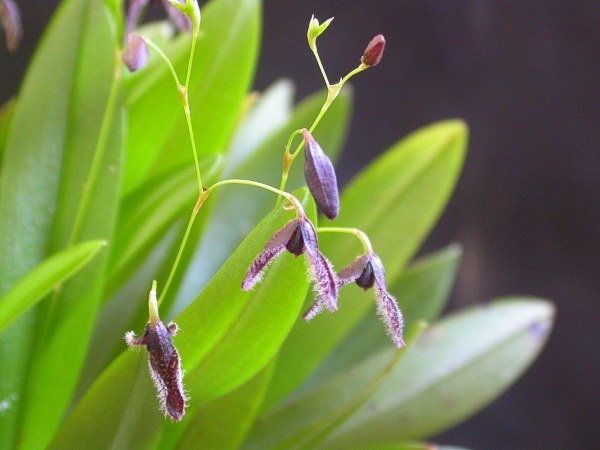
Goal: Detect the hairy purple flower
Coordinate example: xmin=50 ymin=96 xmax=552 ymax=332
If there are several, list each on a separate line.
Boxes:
xmin=123 ymin=33 xmax=148 ymax=72
xmin=361 ymin=34 xmax=386 ymax=67
xmin=339 ymin=252 xmax=404 ymax=347
xmin=125 ymin=284 xmax=187 ymax=421
xmin=125 ymin=0 xmax=191 ymax=39
xmin=1 ymin=0 xmax=22 ymax=53
xmin=302 ymin=129 xmax=340 ymax=220
xmin=242 ymin=216 xmax=339 ymax=319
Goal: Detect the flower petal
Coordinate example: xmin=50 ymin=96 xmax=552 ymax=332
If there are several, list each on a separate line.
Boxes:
xmin=302 ymin=129 xmax=340 ymax=220
xmin=241 ymin=243 xmax=286 ymax=291
xmin=124 ymin=0 xmax=150 ymax=39
xmin=161 ymin=0 xmax=192 ymax=34
xmin=123 ymin=33 xmax=148 ymax=72
xmin=338 ymin=254 xmax=372 ymax=287
xmin=371 ymin=254 xmax=404 ymax=347
xmin=300 ymin=219 xmax=339 ymax=313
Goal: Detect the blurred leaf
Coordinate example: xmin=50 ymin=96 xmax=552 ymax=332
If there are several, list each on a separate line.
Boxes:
xmin=123 ymin=0 xmax=261 ymax=194
xmin=0 ymin=97 xmax=15 ymax=164
xmin=13 ymin=1 xmax=123 ymax=447
xmin=262 ymin=120 xmax=468 ymax=410
xmin=0 ymin=0 xmax=119 ymax=446
xmin=320 ymin=298 xmax=555 ymax=448
xmin=52 ymin=189 xmax=314 ymax=446
xmin=306 ymin=243 xmax=463 ymax=387
xmin=0 ymin=240 xmax=106 ymax=334
xmin=169 ymin=87 xmax=352 ymax=315
xmin=176 ymin=363 xmax=274 ymax=449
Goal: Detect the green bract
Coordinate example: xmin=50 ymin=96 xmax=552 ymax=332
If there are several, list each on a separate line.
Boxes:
xmin=0 ymin=0 xmax=554 ymax=449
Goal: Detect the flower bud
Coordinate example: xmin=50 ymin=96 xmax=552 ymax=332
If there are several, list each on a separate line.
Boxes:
xmin=1 ymin=0 xmax=22 ymax=53
xmin=123 ymin=33 xmax=148 ymax=72
xmin=302 ymin=129 xmax=340 ymax=220
xmin=361 ymin=34 xmax=386 ymax=67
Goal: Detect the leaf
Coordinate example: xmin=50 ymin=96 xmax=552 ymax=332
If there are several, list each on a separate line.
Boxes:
xmin=243 ymin=324 xmax=425 ymax=450
xmin=51 ymin=189 xmax=315 ymax=447
xmin=0 ymin=240 xmax=106 ymax=334
xmin=262 ymin=120 xmax=468 ymax=410
xmin=0 ymin=97 xmax=15 ymax=165
xmin=0 ymin=0 xmax=119 ymax=446
xmin=123 ymin=0 xmax=261 ymax=194
xmin=320 ymin=298 xmax=555 ymax=448
xmin=176 ymin=363 xmax=274 ymax=449
xmin=11 ymin=1 xmax=124 ymax=447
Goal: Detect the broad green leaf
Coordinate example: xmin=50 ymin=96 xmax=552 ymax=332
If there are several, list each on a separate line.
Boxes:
xmin=244 ymin=325 xmax=424 ymax=450
xmin=0 ymin=0 xmax=119 ymax=446
xmin=14 ymin=1 xmax=123 ymax=447
xmin=262 ymin=120 xmax=468 ymax=410
xmin=176 ymin=363 xmax=274 ymax=449
xmin=307 ymin=243 xmax=462 ymax=387
xmin=123 ymin=0 xmax=261 ymax=194
xmin=169 ymin=87 xmax=351 ymax=315
xmin=320 ymin=298 xmax=555 ymax=448
xmin=0 ymin=240 xmax=106 ymax=334
xmin=52 ymin=189 xmax=314 ymax=447
xmin=0 ymin=97 xmax=15 ymax=164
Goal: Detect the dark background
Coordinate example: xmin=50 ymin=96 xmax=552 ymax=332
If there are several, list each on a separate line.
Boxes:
xmin=2 ymin=1 xmax=599 ymax=449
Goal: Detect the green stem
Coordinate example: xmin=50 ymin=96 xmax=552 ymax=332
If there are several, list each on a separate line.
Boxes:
xmin=318 ymin=226 xmax=373 ymax=254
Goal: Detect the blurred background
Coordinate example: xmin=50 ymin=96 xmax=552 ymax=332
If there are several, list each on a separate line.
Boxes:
xmin=2 ymin=1 xmax=599 ymax=448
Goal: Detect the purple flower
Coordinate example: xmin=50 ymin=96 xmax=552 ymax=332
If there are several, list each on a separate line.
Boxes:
xmin=123 ymin=33 xmax=148 ymax=72
xmin=242 ymin=215 xmax=339 ymax=320
xmin=0 ymin=0 xmax=22 ymax=53
xmin=125 ymin=0 xmax=191 ymax=40
xmin=125 ymin=284 xmax=187 ymax=421
xmin=302 ymin=129 xmax=340 ymax=220
xmin=339 ymin=252 xmax=404 ymax=347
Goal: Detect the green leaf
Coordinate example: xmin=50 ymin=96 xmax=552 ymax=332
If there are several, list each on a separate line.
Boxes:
xmin=10 ymin=1 xmax=123 ymax=446
xmin=123 ymin=0 xmax=261 ymax=194
xmin=262 ymin=120 xmax=468 ymax=410
xmin=0 ymin=97 xmax=15 ymax=164
xmin=176 ymin=363 xmax=274 ymax=449
xmin=0 ymin=0 xmax=120 ymax=446
xmin=0 ymin=240 xmax=106 ymax=334
xmin=52 ymin=189 xmax=314 ymax=447
xmin=244 ymin=324 xmax=424 ymax=450
xmin=320 ymin=298 xmax=555 ymax=448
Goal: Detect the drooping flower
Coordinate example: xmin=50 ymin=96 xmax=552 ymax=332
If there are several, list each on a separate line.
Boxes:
xmin=123 ymin=33 xmax=149 ymax=72
xmin=0 ymin=0 xmax=22 ymax=53
xmin=361 ymin=34 xmax=386 ymax=67
xmin=242 ymin=215 xmax=339 ymax=319
xmin=339 ymin=252 xmax=404 ymax=347
xmin=125 ymin=282 xmax=187 ymax=421
xmin=302 ymin=129 xmax=340 ymax=220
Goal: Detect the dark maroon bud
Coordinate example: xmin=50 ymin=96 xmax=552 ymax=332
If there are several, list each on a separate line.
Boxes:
xmin=285 ymin=226 xmax=305 ymax=256
xmin=302 ymin=129 xmax=340 ymax=220
xmin=123 ymin=33 xmax=148 ymax=72
xmin=1 ymin=0 xmax=22 ymax=53
xmin=355 ymin=261 xmax=375 ymax=290
xmin=125 ymin=284 xmax=187 ymax=420
xmin=361 ymin=34 xmax=386 ymax=67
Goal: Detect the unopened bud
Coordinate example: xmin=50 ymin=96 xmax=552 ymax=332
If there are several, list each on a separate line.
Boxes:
xmin=302 ymin=129 xmax=340 ymax=220
xmin=1 ymin=0 xmax=22 ymax=53
xmin=361 ymin=34 xmax=386 ymax=67
xmin=123 ymin=33 xmax=148 ymax=72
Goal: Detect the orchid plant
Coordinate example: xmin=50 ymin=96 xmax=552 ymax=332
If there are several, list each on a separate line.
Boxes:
xmin=0 ymin=0 xmax=554 ymax=449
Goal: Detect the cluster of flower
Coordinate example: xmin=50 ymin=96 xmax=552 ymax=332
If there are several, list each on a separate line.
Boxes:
xmin=120 ymin=0 xmax=403 ymax=422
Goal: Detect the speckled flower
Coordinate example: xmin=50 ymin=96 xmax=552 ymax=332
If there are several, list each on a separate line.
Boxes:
xmin=125 ymin=282 xmax=187 ymax=421
xmin=339 ymin=252 xmax=404 ymax=347
xmin=242 ymin=215 xmax=339 ymax=320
